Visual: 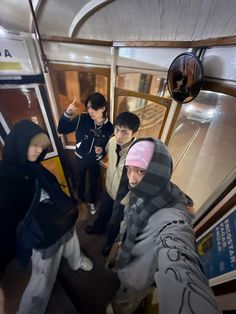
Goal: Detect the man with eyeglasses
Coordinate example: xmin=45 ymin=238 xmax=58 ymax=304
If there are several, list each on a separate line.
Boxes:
xmin=85 ymin=112 xmax=140 ymax=256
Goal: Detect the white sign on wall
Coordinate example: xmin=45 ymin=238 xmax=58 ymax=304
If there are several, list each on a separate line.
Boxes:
xmin=0 ymin=36 xmax=40 ymax=75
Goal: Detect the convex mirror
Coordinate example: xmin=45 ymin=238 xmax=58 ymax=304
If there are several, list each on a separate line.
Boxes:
xmin=167 ymin=52 xmax=204 ymax=103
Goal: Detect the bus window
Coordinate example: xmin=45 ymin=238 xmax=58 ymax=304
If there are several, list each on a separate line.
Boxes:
xmin=116 ymin=95 xmax=168 ymax=139
xmin=168 ymin=90 xmax=236 ymax=210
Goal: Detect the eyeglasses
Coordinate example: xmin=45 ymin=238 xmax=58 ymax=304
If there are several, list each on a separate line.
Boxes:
xmin=114 ymin=126 xmax=131 ymax=136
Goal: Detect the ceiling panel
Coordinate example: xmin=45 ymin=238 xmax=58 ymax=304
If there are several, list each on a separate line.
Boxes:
xmin=0 ymin=0 xmax=236 ymax=42
xmin=38 ymin=0 xmax=88 ymax=36
xmin=1 ymin=0 xmax=31 ymax=33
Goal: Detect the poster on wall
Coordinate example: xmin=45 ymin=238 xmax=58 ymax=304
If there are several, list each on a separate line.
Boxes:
xmin=196 ymin=206 xmax=236 ymax=286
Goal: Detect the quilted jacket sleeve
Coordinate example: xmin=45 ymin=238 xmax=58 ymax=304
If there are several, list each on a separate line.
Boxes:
xmin=153 ymin=219 xmax=222 ymax=314
xmin=58 ymin=113 xmax=80 ymax=134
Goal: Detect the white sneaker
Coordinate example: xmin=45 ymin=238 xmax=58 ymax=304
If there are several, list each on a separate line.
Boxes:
xmin=89 ymin=203 xmax=96 ymax=215
xmin=106 ymin=303 xmax=114 ymax=314
xmin=80 ymin=255 xmax=93 ymax=271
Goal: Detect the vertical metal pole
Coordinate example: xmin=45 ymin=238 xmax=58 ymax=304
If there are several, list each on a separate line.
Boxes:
xmin=28 ymin=0 xmax=60 ymax=126
xmin=110 ymin=46 xmax=118 ymax=123
xmin=28 ymin=0 xmax=48 ymax=73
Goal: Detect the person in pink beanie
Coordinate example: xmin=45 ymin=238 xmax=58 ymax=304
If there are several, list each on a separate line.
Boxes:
xmin=109 ymin=138 xmax=221 ymax=314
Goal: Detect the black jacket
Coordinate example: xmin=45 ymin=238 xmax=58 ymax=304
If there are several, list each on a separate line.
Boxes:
xmin=0 ymin=120 xmax=78 ymax=272
xmin=58 ymin=112 xmax=113 ymax=168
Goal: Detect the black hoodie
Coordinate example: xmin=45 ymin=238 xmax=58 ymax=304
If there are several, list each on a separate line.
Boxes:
xmin=0 ymin=120 xmax=78 ymax=273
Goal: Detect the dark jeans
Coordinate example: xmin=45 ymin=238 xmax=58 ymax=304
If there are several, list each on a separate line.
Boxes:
xmin=93 ymin=191 xmax=125 ymax=247
xmin=75 ymin=161 xmax=100 ymax=204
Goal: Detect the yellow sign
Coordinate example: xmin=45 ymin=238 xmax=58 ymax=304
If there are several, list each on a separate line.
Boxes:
xmin=0 ymin=62 xmax=22 ymax=70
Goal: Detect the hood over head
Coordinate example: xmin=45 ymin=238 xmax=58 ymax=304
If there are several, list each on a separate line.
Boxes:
xmin=3 ymin=120 xmax=48 ymax=166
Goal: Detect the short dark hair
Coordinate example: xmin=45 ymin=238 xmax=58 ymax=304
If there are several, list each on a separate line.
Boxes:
xmin=114 ymin=111 xmax=140 ymax=133
xmin=85 ymin=92 xmax=108 ymax=118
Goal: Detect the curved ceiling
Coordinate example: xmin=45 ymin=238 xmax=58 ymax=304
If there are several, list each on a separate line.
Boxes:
xmin=1 ymin=0 xmax=236 ymax=43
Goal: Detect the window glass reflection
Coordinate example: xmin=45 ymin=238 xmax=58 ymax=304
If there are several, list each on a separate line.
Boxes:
xmin=117 ymin=72 xmax=169 ymax=97
xmin=168 ymin=91 xmax=236 ymax=210
xmin=0 ymin=88 xmax=52 ymax=159
xmin=117 ymin=96 xmax=167 ymax=138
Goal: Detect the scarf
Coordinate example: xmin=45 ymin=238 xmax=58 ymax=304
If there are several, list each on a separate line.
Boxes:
xmin=116 ymin=138 xmax=191 ymax=269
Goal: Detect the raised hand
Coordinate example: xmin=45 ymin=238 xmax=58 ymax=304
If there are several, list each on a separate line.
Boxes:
xmin=66 ymin=97 xmax=78 ymax=116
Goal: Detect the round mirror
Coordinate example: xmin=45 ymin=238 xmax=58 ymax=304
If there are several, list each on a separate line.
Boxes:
xmin=167 ymin=52 xmax=204 ymax=103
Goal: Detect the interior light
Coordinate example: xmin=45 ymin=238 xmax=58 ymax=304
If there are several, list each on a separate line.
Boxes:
xmin=84 ymin=55 xmax=92 ymax=61
xmin=21 ymin=87 xmax=29 ymax=93
xmin=0 ymin=25 xmax=8 ymax=36
xmin=207 ymin=109 xmax=215 ymax=116
xmin=69 ymin=52 xmax=76 ymax=60
xmin=185 ymin=104 xmax=193 ymax=112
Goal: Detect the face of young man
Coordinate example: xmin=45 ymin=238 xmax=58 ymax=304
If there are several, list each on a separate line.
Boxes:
xmin=126 ymin=165 xmax=146 ymax=187
xmin=27 ymin=144 xmax=44 ymax=162
xmin=114 ymin=125 xmax=133 ymax=147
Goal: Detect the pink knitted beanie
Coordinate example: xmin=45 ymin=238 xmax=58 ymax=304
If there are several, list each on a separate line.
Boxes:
xmin=125 ymin=140 xmax=154 ymax=170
